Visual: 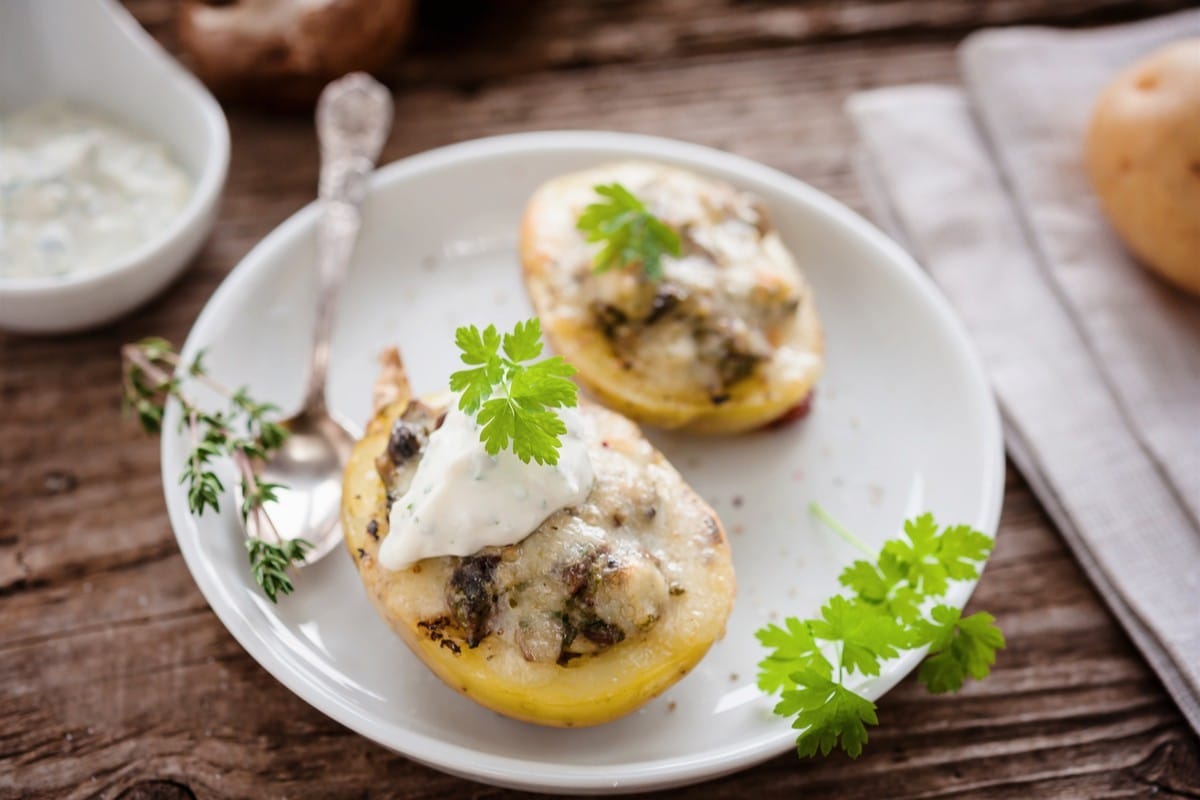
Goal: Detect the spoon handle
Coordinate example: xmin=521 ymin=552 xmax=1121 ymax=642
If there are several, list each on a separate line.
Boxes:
xmin=303 ymin=73 xmax=394 ymax=417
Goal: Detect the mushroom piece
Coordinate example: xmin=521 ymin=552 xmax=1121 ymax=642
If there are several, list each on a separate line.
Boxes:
xmin=179 ymin=0 xmax=414 ymax=107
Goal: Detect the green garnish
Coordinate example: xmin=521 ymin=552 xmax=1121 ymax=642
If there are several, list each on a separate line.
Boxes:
xmin=246 ymin=538 xmax=313 ymax=604
xmin=576 ymin=182 xmax=681 ymax=281
xmin=757 ymin=504 xmax=1004 ymax=759
xmin=121 ymin=337 xmax=310 ymax=603
xmin=449 ymin=318 xmax=579 ymax=466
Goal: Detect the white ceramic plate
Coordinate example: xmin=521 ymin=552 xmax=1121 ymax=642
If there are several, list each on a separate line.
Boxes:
xmin=163 ymin=131 xmax=1004 ymax=794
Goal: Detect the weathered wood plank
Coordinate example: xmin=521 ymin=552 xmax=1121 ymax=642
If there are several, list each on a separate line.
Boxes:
xmin=5 ymin=471 xmax=1198 ymax=798
xmin=123 ymin=0 xmax=1198 ymax=89
xmin=385 ymin=0 xmax=1196 ymax=86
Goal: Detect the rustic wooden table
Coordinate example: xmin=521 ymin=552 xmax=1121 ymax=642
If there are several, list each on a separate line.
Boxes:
xmin=4 ymin=1 xmax=1200 ymax=798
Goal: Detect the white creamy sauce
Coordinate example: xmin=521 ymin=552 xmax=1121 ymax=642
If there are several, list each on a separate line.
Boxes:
xmin=0 ymin=102 xmax=193 ymax=279
xmin=379 ymin=401 xmax=596 ymax=570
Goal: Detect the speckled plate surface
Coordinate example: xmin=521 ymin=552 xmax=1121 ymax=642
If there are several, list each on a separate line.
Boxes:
xmin=162 ymin=131 xmax=1004 ymax=794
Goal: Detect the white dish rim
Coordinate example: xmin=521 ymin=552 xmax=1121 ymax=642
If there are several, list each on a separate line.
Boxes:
xmin=163 ymin=130 xmax=1005 ymax=794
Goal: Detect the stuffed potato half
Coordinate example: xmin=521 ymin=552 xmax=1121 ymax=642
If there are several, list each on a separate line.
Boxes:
xmin=341 ymin=353 xmax=736 ymax=727
xmin=521 ymin=161 xmax=824 ymax=434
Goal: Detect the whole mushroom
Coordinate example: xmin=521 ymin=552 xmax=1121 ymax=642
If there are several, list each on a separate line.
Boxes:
xmin=179 ymin=0 xmax=414 ymax=107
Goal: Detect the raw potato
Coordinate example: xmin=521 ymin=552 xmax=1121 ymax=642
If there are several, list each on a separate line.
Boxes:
xmin=341 ymin=351 xmax=736 ymax=727
xmin=1086 ymin=38 xmax=1200 ymax=297
xmin=521 ymin=162 xmax=823 ymax=434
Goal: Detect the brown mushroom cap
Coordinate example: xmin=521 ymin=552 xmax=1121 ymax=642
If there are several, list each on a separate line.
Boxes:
xmin=179 ymin=0 xmax=414 ymax=107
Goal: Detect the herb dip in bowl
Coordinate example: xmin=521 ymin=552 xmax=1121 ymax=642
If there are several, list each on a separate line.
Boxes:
xmin=0 ymin=0 xmax=228 ymax=334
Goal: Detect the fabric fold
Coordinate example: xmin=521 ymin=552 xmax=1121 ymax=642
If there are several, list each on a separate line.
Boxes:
xmin=960 ymin=12 xmax=1200 ymax=531
xmin=848 ymin=52 xmax=1200 ymax=734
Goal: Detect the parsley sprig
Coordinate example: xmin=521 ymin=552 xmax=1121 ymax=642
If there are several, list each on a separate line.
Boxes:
xmin=121 ymin=338 xmax=311 ymax=603
xmin=757 ymin=504 xmax=1004 ymax=759
xmin=449 ymin=318 xmax=579 ymax=466
xmin=576 ymin=183 xmax=681 ymax=282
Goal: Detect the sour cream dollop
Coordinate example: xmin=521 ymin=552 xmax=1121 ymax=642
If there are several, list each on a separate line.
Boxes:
xmin=0 ymin=102 xmax=193 ymax=280
xmin=379 ymin=401 xmax=595 ymax=570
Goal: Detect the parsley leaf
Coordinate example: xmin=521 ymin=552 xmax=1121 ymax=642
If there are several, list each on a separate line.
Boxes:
xmin=881 ymin=514 xmax=994 ymax=596
xmin=776 ymin=668 xmax=878 ymax=759
xmin=914 ymin=606 xmax=1006 ymax=693
xmin=839 ymin=559 xmax=891 ymax=603
xmin=885 ymin=584 xmax=927 ymax=626
xmin=839 ymin=553 xmax=932 ymax=625
xmin=756 ymin=618 xmax=832 ymax=693
xmin=810 ymin=596 xmax=908 ymax=677
xmin=449 ymin=318 xmax=579 ymax=465
xmin=509 ymin=356 xmax=578 ymax=408
xmin=576 ymin=183 xmax=681 ymax=281
xmin=449 ymin=324 xmax=504 ymax=414
xmin=757 ymin=507 xmax=1002 ymax=760
xmin=502 ymin=317 xmax=544 ymax=362
xmin=478 ymin=396 xmax=568 ymax=465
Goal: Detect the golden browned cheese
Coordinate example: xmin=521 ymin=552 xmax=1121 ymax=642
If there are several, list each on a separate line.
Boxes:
xmin=341 ymin=358 xmax=736 ymax=727
xmin=1086 ymin=39 xmax=1200 ymax=297
xmin=521 ymin=161 xmax=824 ymax=434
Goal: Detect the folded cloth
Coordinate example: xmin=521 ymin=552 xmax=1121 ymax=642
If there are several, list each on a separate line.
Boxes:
xmin=847 ymin=10 xmax=1200 ymax=736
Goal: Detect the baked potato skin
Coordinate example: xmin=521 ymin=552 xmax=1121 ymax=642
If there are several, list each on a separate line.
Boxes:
xmin=521 ymin=271 xmax=823 ymax=435
xmin=342 ymin=386 xmax=735 ymax=727
xmin=520 ymin=162 xmax=824 ymax=434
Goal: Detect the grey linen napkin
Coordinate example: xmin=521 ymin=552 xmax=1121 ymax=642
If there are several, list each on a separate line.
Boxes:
xmin=847 ymin=10 xmax=1200 ymax=736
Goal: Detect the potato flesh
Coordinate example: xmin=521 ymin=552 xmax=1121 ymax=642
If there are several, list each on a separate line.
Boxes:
xmin=521 ymin=161 xmax=824 ymax=432
xmin=341 ymin=394 xmax=736 ymax=726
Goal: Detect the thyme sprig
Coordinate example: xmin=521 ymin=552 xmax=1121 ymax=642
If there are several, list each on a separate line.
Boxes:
xmin=121 ymin=338 xmax=310 ymax=602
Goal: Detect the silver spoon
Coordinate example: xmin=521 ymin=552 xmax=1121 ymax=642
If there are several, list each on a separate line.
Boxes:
xmin=241 ymin=73 xmax=393 ymax=564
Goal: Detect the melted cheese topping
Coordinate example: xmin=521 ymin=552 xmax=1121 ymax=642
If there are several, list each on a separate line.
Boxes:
xmin=526 ymin=162 xmax=809 ymax=399
xmin=375 ymin=400 xmax=728 ymax=665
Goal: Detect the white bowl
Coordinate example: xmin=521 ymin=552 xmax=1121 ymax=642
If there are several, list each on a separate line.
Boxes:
xmin=0 ymin=0 xmax=229 ymax=334
xmin=163 ymin=131 xmax=1004 ymax=793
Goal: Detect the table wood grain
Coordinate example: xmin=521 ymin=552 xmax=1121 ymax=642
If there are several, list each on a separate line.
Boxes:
xmin=3 ymin=1 xmax=1200 ymax=797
